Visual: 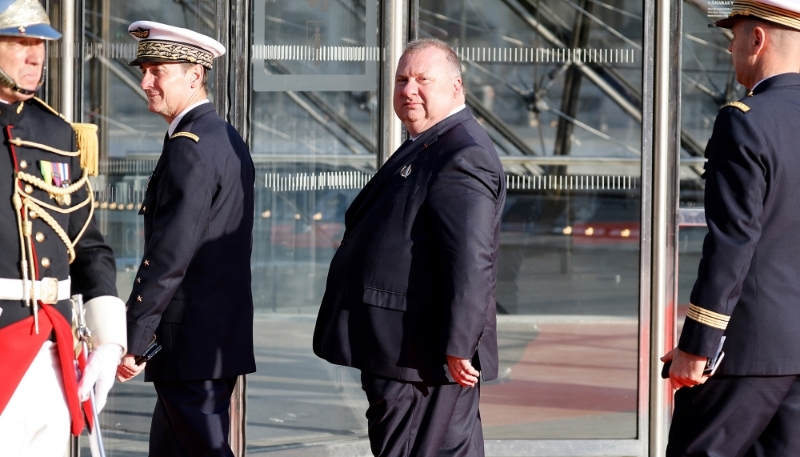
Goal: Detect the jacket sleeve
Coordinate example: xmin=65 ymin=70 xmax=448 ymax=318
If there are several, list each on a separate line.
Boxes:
xmin=125 ymin=138 xmax=214 ymax=355
xmin=679 ymin=107 xmax=767 ymax=358
xmin=427 ymin=145 xmax=502 ymax=359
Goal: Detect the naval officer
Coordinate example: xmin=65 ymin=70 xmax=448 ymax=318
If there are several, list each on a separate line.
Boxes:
xmin=0 ymin=0 xmax=127 ymax=454
xmin=115 ymin=21 xmax=255 ymax=457
xmin=662 ymin=1 xmax=800 ymax=455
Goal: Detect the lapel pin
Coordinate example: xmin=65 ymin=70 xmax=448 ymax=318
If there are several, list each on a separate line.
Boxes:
xmin=400 ymin=165 xmax=412 ymax=178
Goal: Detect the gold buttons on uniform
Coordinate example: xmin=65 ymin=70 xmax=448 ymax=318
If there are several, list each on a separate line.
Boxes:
xmin=28 ymin=211 xmax=37 ymax=219
xmin=41 ymin=257 xmax=50 ymax=268
xmin=35 ymin=232 xmax=44 ymax=242
xmin=19 ymin=160 xmax=28 ymax=169
xmin=24 ymin=185 xmax=33 ymax=194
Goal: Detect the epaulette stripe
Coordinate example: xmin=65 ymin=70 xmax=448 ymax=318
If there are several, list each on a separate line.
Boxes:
xmin=722 ymin=101 xmax=750 ymax=113
xmin=686 ymin=303 xmax=730 ymax=330
xmin=170 ymin=132 xmax=199 ymax=143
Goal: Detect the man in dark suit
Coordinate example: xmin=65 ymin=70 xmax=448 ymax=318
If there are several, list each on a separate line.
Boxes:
xmin=313 ymin=38 xmax=505 ymax=456
xmin=662 ymin=1 xmax=800 ymax=455
xmin=115 ymin=21 xmax=255 ymax=457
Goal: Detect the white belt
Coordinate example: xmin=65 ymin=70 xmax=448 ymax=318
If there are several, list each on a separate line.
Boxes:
xmin=0 ymin=277 xmax=71 ymax=304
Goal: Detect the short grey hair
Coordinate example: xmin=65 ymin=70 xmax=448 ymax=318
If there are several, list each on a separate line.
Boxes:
xmin=403 ymin=38 xmax=462 ymax=79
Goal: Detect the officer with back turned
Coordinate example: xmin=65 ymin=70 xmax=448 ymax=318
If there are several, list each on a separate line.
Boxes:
xmin=662 ymin=1 xmax=800 ymax=455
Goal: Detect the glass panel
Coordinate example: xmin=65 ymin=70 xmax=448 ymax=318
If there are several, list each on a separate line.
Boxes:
xmin=419 ymin=0 xmax=643 ymax=440
xmin=79 ymin=1 xmax=218 ymax=455
xmin=678 ymin=1 xmax=736 ymax=353
xmin=247 ymin=0 xmax=379 ymax=452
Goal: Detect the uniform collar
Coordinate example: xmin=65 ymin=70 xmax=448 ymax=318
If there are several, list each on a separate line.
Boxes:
xmin=750 ymin=73 xmax=800 ymax=95
xmin=168 ymin=99 xmax=209 ymax=136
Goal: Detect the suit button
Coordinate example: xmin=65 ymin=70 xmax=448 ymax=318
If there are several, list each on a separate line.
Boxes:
xmin=19 ymin=160 xmax=28 ymax=169
xmin=24 ymin=185 xmax=33 ymax=194
xmin=41 ymin=257 xmax=50 ymax=268
xmin=35 ymin=232 xmax=44 ymax=242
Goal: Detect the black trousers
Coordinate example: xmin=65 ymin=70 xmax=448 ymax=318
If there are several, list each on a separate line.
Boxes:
xmin=150 ymin=377 xmax=238 ymax=457
xmin=667 ymin=375 xmax=800 ymax=457
xmin=360 ymin=372 xmax=484 ymax=457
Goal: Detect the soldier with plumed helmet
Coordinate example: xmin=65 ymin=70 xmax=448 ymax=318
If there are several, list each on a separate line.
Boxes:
xmin=0 ymin=0 xmax=128 ymax=454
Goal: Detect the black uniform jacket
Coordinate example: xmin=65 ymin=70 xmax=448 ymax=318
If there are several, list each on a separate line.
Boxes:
xmin=0 ymin=99 xmax=117 ymax=328
xmin=680 ymin=73 xmax=800 ymax=376
xmin=126 ymin=103 xmax=256 ymax=383
xmin=313 ymin=108 xmax=505 ymax=384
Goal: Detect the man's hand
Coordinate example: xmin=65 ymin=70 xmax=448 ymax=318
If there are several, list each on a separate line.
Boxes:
xmin=661 ymin=348 xmax=708 ymax=390
xmin=447 ymin=355 xmax=479 ymax=388
xmin=116 ymin=354 xmax=146 ymax=383
xmin=78 ymin=344 xmax=122 ymax=412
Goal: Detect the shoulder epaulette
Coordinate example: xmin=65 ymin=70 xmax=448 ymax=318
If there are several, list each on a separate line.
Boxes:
xmin=170 ymin=132 xmax=199 ymax=143
xmin=722 ymin=101 xmax=750 ymax=113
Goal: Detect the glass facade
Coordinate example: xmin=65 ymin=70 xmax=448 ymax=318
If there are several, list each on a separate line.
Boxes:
xmin=45 ymin=0 xmax=734 ymax=455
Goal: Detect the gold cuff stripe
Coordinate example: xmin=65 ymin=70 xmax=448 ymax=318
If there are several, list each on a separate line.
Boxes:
xmin=687 ymin=304 xmax=730 ymax=330
xmin=170 ymin=132 xmax=199 ymax=143
xmin=731 ymin=1 xmax=800 ymax=31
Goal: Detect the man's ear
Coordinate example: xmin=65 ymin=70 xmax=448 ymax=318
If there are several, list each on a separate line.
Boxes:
xmin=453 ymin=77 xmax=463 ymax=98
xmin=190 ymin=65 xmax=203 ymax=88
xmin=753 ymin=25 xmax=767 ymax=55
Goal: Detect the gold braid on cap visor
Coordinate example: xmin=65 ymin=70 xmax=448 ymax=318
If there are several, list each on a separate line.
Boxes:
xmin=136 ymin=40 xmax=214 ymax=69
xmin=729 ymin=1 xmax=800 ymax=31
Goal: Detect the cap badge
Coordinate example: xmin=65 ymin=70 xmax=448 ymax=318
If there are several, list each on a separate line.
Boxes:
xmin=131 ymin=27 xmax=150 ymax=39
xmin=18 ymin=26 xmax=25 ymax=34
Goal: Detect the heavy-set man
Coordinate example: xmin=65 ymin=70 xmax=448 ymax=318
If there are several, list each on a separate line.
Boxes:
xmin=662 ymin=1 xmax=800 ymax=455
xmin=115 ymin=21 xmax=255 ymax=457
xmin=0 ymin=0 xmax=127 ymax=454
xmin=314 ymin=38 xmax=505 ymax=456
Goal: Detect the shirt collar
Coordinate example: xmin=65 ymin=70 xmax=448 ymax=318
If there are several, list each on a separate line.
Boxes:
xmin=168 ymin=99 xmax=209 ymax=136
xmin=409 ymin=104 xmax=467 ymax=141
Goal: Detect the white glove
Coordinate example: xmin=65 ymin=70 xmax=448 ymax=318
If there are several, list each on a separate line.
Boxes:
xmin=78 ymin=343 xmax=123 ymax=412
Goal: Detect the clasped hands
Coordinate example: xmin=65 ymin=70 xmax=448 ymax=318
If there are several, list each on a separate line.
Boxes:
xmin=660 ymin=348 xmax=709 ymax=390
